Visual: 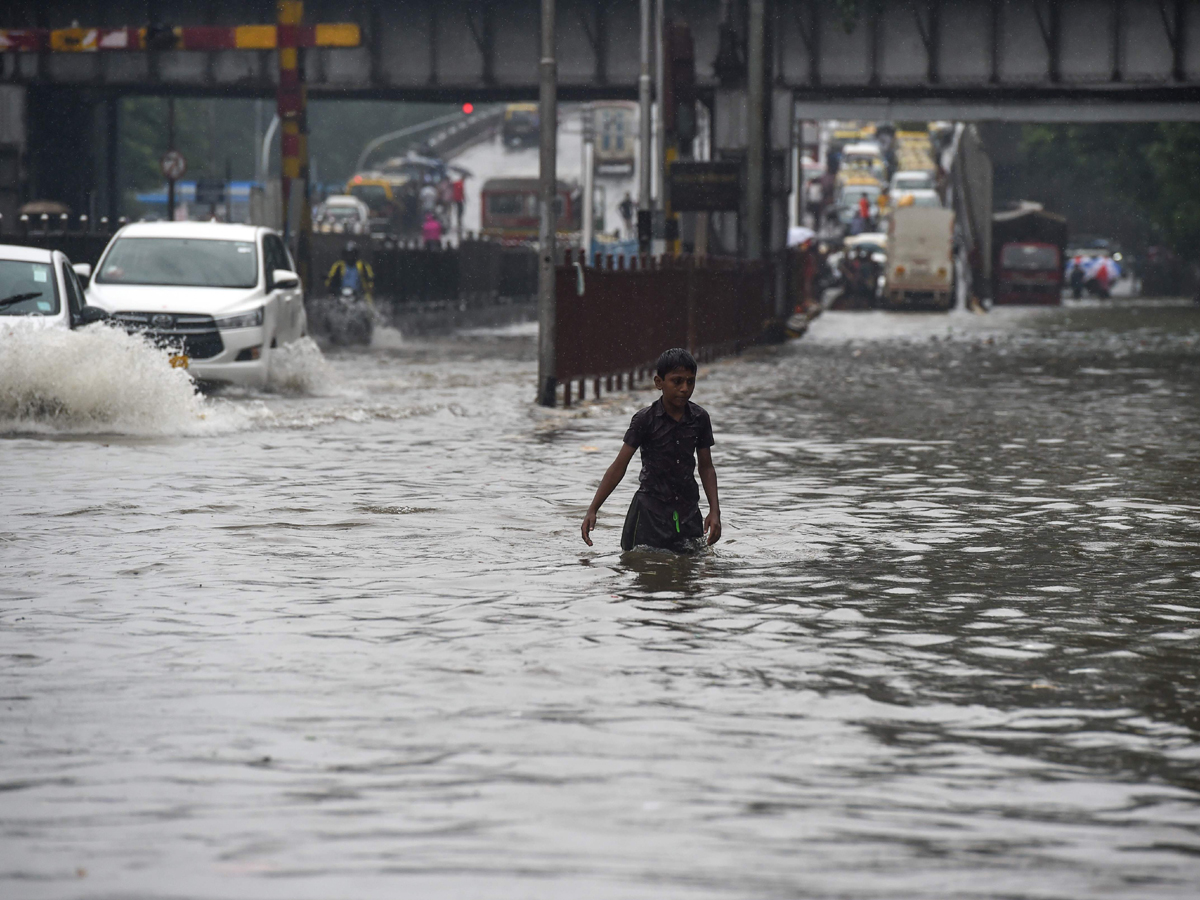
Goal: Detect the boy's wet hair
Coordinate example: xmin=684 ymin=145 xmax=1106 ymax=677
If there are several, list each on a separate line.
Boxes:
xmin=656 ymin=347 xmax=698 ymax=377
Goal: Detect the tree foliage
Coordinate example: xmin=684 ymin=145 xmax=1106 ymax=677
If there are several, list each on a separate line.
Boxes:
xmin=1010 ymin=123 xmax=1200 ymax=259
xmin=1143 ymin=124 xmax=1200 ymax=259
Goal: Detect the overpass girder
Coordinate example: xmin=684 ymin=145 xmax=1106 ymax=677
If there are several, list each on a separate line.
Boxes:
xmin=0 ymin=0 xmax=1196 ymax=105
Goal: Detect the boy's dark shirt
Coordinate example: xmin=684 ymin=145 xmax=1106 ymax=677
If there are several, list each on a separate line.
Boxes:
xmin=623 ymin=399 xmax=715 ymax=505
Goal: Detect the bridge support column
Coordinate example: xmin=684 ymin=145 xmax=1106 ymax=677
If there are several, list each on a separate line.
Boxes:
xmin=746 ymin=0 xmax=765 ymax=261
xmin=104 ymin=96 xmax=119 ymax=222
xmin=536 ymin=0 xmax=558 ymax=407
xmin=277 ymin=0 xmax=312 ymax=293
xmin=0 ymin=86 xmax=25 ymax=228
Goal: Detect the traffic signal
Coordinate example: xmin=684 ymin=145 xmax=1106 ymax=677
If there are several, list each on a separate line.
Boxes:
xmin=462 ymin=102 xmax=474 ymax=115
xmin=663 ymin=21 xmax=696 ymax=146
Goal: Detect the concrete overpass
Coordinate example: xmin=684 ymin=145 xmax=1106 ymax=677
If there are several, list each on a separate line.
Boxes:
xmin=2 ymin=0 xmax=1197 ymax=114
xmin=1 ymin=0 xmax=1197 ymax=220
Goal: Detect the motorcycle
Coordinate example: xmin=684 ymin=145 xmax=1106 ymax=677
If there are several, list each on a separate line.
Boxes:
xmin=311 ymin=284 xmax=375 ymax=347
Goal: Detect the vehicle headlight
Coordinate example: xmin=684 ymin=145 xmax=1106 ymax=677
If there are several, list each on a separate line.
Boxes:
xmin=215 ymin=307 xmax=264 ymax=329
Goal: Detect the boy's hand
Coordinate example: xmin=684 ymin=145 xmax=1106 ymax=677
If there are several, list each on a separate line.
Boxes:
xmin=705 ymin=511 xmax=722 ymax=545
xmin=581 ymin=509 xmax=597 ymax=546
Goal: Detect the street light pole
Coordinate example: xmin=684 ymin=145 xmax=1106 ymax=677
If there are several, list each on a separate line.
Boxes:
xmin=654 ymin=0 xmax=665 ymax=243
xmin=167 ymin=96 xmax=176 ymax=221
xmin=582 ymin=104 xmax=595 ymax=265
xmin=637 ymin=0 xmax=652 ymax=252
xmin=536 ymin=0 xmax=558 ymax=407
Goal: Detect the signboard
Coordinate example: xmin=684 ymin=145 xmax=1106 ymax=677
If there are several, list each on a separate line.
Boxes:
xmin=194 ymin=179 xmax=226 ymax=206
xmin=159 ymin=149 xmax=187 ymax=181
xmin=667 ymin=160 xmax=741 ymax=212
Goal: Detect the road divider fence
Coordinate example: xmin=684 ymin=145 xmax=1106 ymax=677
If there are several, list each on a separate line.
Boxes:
xmin=552 ymin=250 xmax=779 ymax=408
xmin=309 ymin=233 xmax=537 ymax=303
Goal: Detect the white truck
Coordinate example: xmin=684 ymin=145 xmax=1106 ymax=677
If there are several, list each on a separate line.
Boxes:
xmin=883 ymin=206 xmax=955 ymax=310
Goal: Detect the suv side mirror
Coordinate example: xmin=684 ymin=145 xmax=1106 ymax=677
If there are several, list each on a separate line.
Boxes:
xmin=271 ymin=269 xmax=300 ymax=290
xmin=73 ymin=262 xmax=93 ymax=283
xmin=78 ymin=305 xmax=109 ymax=325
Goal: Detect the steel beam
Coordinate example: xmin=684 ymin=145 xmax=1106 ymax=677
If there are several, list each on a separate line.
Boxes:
xmin=427 ymin=0 xmax=438 ymax=86
xmin=793 ymin=0 xmax=820 ymax=87
xmin=1033 ymin=0 xmax=1062 ymax=84
xmin=793 ymin=95 xmax=1200 ymax=122
xmin=913 ymin=0 xmax=941 ymax=84
xmin=867 ymin=1 xmax=880 ymax=87
xmin=466 ymin=3 xmax=495 ymax=85
xmin=578 ymin=0 xmax=607 ymax=84
xmin=1158 ymin=0 xmax=1186 ymax=82
xmin=989 ymin=0 xmax=1000 ymax=84
xmin=1111 ymin=0 xmax=1123 ymax=82
xmin=366 ymin=0 xmax=382 ymax=86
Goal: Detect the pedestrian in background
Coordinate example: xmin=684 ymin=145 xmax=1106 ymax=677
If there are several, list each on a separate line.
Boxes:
xmin=452 ymin=178 xmax=466 ymax=237
xmin=619 ymin=192 xmax=635 ymax=239
xmin=423 ymin=212 xmax=443 ymax=250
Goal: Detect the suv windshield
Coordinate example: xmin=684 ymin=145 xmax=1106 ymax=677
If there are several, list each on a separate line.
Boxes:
xmin=0 ymin=259 xmax=60 ymax=316
xmin=1002 ymin=243 xmax=1060 ymax=271
xmin=97 ymin=238 xmax=258 ymax=288
xmin=324 ymin=205 xmax=362 ymax=220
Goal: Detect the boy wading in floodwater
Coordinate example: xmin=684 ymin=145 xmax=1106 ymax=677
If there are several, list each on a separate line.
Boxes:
xmin=581 ymin=348 xmax=722 ymax=552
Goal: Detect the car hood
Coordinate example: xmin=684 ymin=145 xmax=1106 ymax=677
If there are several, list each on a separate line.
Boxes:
xmin=86 ymin=283 xmax=264 ymax=315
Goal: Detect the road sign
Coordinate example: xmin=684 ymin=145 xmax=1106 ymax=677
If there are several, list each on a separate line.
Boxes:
xmin=195 ymin=179 xmax=226 ymax=206
xmin=667 ymin=160 xmax=741 ymax=211
xmin=160 ymin=149 xmax=187 ymax=181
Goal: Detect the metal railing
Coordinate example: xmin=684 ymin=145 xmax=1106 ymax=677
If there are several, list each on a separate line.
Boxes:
xmin=552 ymin=249 xmax=779 ymax=407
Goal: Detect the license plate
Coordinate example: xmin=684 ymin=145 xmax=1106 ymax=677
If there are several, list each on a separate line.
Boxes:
xmin=169 ymin=354 xmax=190 ymax=369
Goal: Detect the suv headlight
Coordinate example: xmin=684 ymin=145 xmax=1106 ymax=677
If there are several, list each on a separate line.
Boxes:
xmin=214 ymin=307 xmax=264 ymax=329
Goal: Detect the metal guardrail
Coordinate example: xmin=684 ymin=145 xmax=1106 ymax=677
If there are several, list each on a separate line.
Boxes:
xmin=310 ymin=231 xmax=537 ymax=304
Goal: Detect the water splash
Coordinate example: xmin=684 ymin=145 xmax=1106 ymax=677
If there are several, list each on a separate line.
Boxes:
xmin=267 ymin=337 xmax=333 ymax=395
xmin=0 ymin=322 xmax=234 ymax=436
xmin=370 ymin=325 xmax=405 ymax=350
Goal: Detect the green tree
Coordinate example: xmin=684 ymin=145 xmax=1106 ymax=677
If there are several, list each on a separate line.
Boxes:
xmin=1143 ymin=124 xmax=1200 ymax=259
xmin=992 ymin=122 xmax=1200 ymax=261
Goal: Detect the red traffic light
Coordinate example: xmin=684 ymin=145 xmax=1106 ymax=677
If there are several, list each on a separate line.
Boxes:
xmin=462 ymin=103 xmax=474 ymax=115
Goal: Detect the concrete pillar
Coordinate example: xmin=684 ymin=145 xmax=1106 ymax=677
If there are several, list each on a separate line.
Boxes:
xmin=0 ymin=85 xmax=26 ymax=229
xmin=745 ymin=0 xmax=765 ymax=260
xmin=105 ymin=96 xmax=119 ymax=221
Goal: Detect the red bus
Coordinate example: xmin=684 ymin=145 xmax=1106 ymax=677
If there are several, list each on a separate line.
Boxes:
xmin=480 ymin=178 xmax=582 ymax=243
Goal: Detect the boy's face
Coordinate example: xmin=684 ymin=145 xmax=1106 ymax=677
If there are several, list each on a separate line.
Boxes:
xmin=654 ymin=366 xmax=696 ymax=411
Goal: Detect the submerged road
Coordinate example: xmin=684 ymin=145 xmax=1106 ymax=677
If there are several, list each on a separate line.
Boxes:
xmin=2 ymin=300 xmax=1200 ymax=898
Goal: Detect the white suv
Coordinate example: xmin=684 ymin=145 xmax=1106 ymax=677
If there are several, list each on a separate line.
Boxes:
xmin=85 ymin=221 xmax=306 ymax=388
xmin=0 ymin=244 xmax=106 ymax=332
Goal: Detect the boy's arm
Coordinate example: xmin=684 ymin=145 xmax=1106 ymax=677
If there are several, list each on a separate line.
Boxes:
xmin=697 ymin=447 xmax=722 ymax=545
xmin=581 ymin=443 xmax=637 ymax=546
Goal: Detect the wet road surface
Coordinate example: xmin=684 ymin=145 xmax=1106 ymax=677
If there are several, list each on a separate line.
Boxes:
xmin=2 ymin=300 xmax=1199 ymax=898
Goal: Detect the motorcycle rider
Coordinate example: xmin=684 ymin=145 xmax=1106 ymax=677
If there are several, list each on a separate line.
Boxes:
xmin=325 ymin=241 xmax=375 ymax=306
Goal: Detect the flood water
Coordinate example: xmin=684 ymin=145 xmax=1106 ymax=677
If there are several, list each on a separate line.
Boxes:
xmin=3 ymin=300 xmax=1200 ymax=899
